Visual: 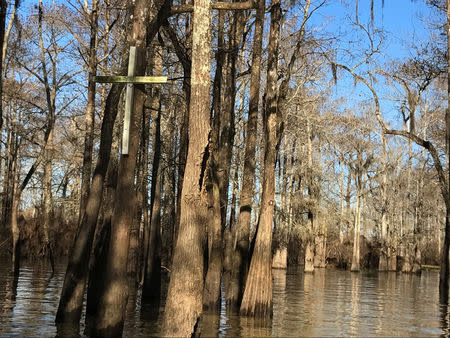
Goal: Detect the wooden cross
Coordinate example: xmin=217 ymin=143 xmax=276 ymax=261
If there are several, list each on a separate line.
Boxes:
xmin=94 ymin=46 xmax=168 ymax=155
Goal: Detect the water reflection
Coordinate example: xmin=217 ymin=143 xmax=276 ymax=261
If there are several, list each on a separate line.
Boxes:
xmin=0 ymin=261 xmax=447 ymax=337
xmin=350 ymin=272 xmax=360 ymax=336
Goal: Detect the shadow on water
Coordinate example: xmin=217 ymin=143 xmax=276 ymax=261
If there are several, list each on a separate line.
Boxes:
xmin=0 ymin=260 xmax=19 ymax=330
xmin=440 ymin=301 xmax=449 ymax=337
xmin=440 ymin=281 xmax=450 ymax=337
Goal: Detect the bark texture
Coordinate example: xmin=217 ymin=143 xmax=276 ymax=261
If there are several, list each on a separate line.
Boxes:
xmin=440 ymin=0 xmax=450 ymax=303
xmin=79 ymin=0 xmax=99 ymax=219
xmin=89 ymin=0 xmax=150 ymax=335
xmin=142 ymin=72 xmax=163 ymax=303
xmin=161 ymin=0 xmax=211 ymax=333
xmin=227 ymin=0 xmax=264 ymax=310
xmin=55 ymin=83 xmax=122 ymax=328
xmin=240 ymin=0 xmax=281 ymax=318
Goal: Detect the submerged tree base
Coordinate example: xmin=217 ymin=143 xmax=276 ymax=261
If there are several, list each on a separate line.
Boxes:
xmin=240 ymin=300 xmax=273 ymax=318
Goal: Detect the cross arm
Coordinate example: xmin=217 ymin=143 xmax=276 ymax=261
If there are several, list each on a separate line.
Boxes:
xmin=170 ymin=0 xmax=256 ymax=14
xmin=94 ymin=75 xmax=168 ymax=84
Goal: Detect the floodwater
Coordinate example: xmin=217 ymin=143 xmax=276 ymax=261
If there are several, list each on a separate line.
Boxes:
xmin=0 ymin=260 xmax=449 ymax=337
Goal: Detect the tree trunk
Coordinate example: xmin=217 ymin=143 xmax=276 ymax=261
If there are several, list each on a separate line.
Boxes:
xmin=0 ymin=0 xmax=5 ymax=132
xmin=314 ymin=215 xmax=326 ymax=268
xmin=218 ymin=10 xmax=241 ymax=229
xmin=55 ymin=83 xmax=122 ymax=328
xmin=10 ymin=195 xmax=20 ymax=274
xmin=38 ymin=0 xmax=56 ymax=268
xmin=142 ymin=82 xmax=162 ymax=303
xmin=304 ymin=116 xmax=315 ymax=273
xmin=239 ymin=0 xmax=281 ymax=318
xmin=440 ymin=0 xmax=450 ymax=303
xmin=351 ymin=178 xmax=361 ymax=272
xmin=84 ymin=122 xmax=119 ymax=336
xmin=79 ymin=0 xmax=99 ymax=219
xmin=440 ymin=207 xmax=450 ymax=303
xmin=42 ymin=129 xmax=54 ymax=270
xmin=161 ymin=105 xmax=176 ymax=269
xmin=203 ymin=163 xmax=222 ymax=311
xmin=1 ymin=108 xmax=17 ymax=233
xmin=161 ymin=0 xmax=211 ymax=334
xmin=339 ymin=160 xmax=345 ymax=244
xmin=202 ymin=11 xmax=225 ymax=312
xmin=91 ymin=1 xmax=149 ymax=332
xmin=164 ymin=20 xmax=192 ymax=253
xmin=379 ymin=135 xmax=388 ymax=271
xmin=227 ymin=0 xmax=263 ymax=311
xmin=304 ymin=216 xmax=315 ymax=272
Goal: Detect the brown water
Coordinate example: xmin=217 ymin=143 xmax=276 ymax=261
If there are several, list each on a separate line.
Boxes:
xmin=0 ymin=260 xmax=448 ymax=337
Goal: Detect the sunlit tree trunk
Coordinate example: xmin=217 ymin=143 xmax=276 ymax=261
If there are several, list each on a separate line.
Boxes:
xmin=304 ymin=116 xmax=315 ymax=273
xmin=227 ymin=0 xmax=264 ymax=311
xmin=379 ymin=134 xmax=388 ymax=271
xmin=402 ymin=140 xmax=413 ymax=273
xmin=339 ymin=159 xmax=345 ymax=244
xmin=202 ymin=11 xmax=225 ymax=313
xmin=440 ymin=0 xmax=450 ymax=302
xmin=351 ymin=171 xmax=362 ymax=272
xmin=0 ymin=0 xmax=5 ymax=132
xmin=161 ymin=0 xmax=211 ymax=333
xmin=240 ymin=0 xmax=281 ymax=317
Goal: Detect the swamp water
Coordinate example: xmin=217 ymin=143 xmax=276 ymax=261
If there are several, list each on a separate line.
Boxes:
xmin=0 ymin=260 xmax=448 ymax=337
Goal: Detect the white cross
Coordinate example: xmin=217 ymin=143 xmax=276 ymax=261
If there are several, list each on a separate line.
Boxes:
xmin=94 ymin=46 xmax=168 ymax=155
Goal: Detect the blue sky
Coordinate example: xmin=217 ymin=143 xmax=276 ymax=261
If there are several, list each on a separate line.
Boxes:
xmin=305 ymin=0 xmax=442 ymax=129
xmin=313 ymin=0 xmax=435 ymax=57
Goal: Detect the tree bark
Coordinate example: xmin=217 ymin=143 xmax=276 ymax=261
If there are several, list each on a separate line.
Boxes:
xmin=162 ymin=22 xmax=191 ymax=251
xmin=202 ymin=161 xmax=222 ymax=311
xmin=379 ymin=135 xmax=388 ymax=271
xmin=339 ymin=159 xmax=345 ymax=244
xmin=227 ymin=0 xmax=264 ymax=311
xmin=440 ymin=0 xmax=450 ymax=303
xmin=351 ymin=173 xmax=362 ymax=272
xmin=142 ymin=69 xmax=163 ymax=303
xmin=0 ymin=0 xmax=6 ymax=132
xmin=91 ymin=0 xmax=149 ymax=334
xmin=55 ymin=82 xmax=122 ymax=329
xmin=79 ymin=0 xmax=99 ymax=220
xmin=240 ymin=0 xmax=281 ymax=318
xmin=161 ymin=0 xmax=211 ymax=333
xmin=38 ymin=0 xmax=56 ymax=267
xmin=304 ymin=117 xmax=315 ymax=273
xmin=84 ymin=120 xmax=119 ymax=336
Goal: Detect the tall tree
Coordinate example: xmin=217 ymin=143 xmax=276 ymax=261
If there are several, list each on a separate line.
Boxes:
xmin=161 ymin=0 xmax=211 ymax=334
xmin=0 ymin=0 xmax=6 ymax=132
xmin=90 ymin=0 xmax=152 ymax=334
xmin=142 ymin=43 xmax=163 ymax=302
xmin=240 ymin=0 xmax=282 ymax=317
xmin=79 ymin=0 xmax=99 ymax=220
xmin=441 ymin=0 xmax=450 ymax=302
xmin=227 ymin=0 xmax=264 ymax=310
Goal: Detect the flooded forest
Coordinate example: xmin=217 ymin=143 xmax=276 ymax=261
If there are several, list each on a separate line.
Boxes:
xmin=1 ymin=0 xmax=450 ymax=336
